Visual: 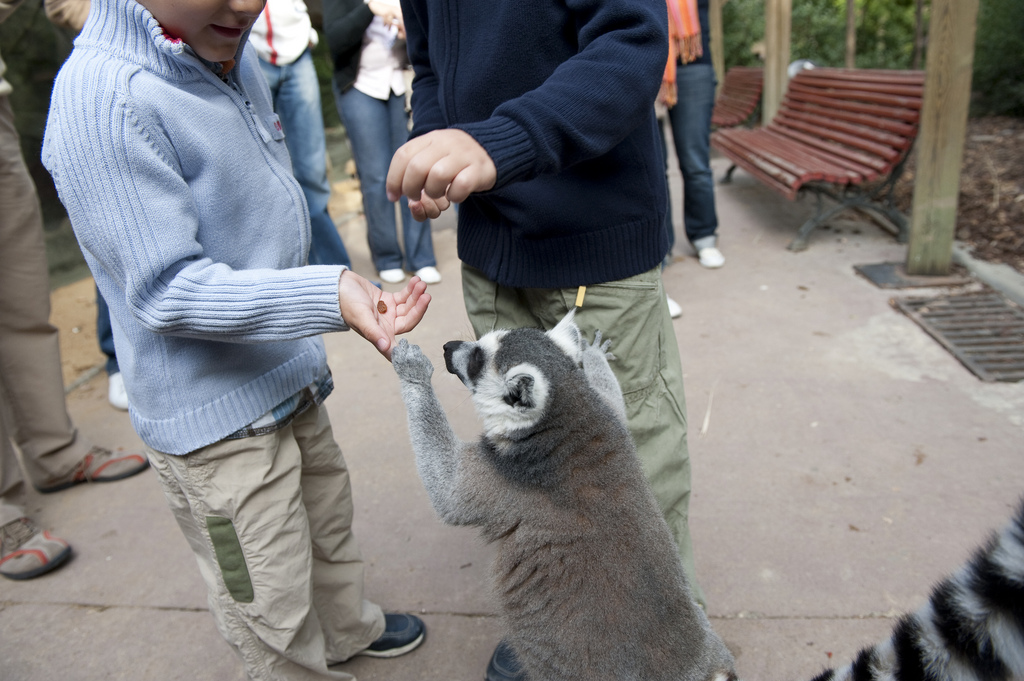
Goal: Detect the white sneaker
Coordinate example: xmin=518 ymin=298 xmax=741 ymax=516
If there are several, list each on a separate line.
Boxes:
xmin=698 ymin=247 xmax=725 ymax=269
xmin=414 ymin=266 xmax=442 ymax=284
xmin=379 ymin=268 xmax=407 ymax=284
xmin=107 ymin=372 xmax=129 ymax=411
xmin=666 ymin=296 xmax=683 ymax=319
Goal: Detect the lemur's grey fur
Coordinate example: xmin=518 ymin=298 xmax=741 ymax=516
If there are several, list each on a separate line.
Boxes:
xmin=392 ymin=310 xmax=736 ymax=681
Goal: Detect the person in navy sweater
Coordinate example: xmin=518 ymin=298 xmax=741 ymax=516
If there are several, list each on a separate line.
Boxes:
xmin=387 ymin=1 xmax=706 ymax=679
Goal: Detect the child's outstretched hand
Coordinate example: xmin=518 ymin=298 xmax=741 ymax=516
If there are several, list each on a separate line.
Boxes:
xmin=338 ymin=270 xmax=431 ymax=360
xmin=386 ymin=129 xmax=497 ymax=221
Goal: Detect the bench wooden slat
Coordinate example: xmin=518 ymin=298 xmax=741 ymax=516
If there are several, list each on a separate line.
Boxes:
xmin=795 ymin=74 xmax=924 ymax=98
xmin=740 ymin=129 xmax=864 ymax=184
xmin=768 ymin=126 xmax=886 ymax=175
xmin=777 ymin=110 xmax=911 ymax=152
xmin=793 ymin=67 xmax=926 ymax=85
xmin=785 ymin=100 xmax=918 ymax=138
xmin=775 ymin=114 xmax=901 ymax=162
xmin=714 ymin=127 xmax=871 ymax=195
xmin=715 ymin=102 xmax=755 ymax=118
xmin=766 ymin=128 xmax=883 ymax=179
xmin=786 ymin=88 xmax=921 ymax=123
xmin=714 ymin=129 xmax=826 ymax=184
xmin=712 ymin=131 xmax=801 ymax=199
xmin=787 ymin=82 xmax=923 ymax=111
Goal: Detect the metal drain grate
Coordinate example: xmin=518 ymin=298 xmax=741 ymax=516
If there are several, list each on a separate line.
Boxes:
xmin=893 ymin=290 xmax=1024 ymax=382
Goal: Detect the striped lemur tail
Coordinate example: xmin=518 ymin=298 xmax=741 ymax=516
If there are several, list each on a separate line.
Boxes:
xmin=809 ymin=499 xmax=1024 ymax=681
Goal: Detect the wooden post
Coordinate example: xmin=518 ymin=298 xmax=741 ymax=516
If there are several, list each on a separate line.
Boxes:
xmin=762 ymin=0 xmax=792 ymax=124
xmin=709 ymin=0 xmax=726 ymax=98
xmin=845 ymin=0 xmax=856 ymax=68
xmin=906 ymin=0 xmax=979 ymax=275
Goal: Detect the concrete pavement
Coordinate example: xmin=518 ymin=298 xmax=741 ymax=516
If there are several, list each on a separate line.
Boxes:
xmin=2 ymin=156 xmax=1023 ymax=681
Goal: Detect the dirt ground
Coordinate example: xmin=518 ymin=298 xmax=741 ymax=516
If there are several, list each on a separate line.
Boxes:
xmin=892 ymin=115 xmax=1024 ymax=274
xmin=52 ymin=277 xmax=107 ymax=392
xmin=52 ymin=118 xmax=1024 ymax=390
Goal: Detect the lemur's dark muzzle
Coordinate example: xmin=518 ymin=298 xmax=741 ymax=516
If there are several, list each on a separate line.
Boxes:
xmin=443 ymin=341 xmax=465 ymax=376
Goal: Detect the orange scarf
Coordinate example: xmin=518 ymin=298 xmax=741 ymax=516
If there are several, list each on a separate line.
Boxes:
xmin=659 ymin=0 xmax=702 ymax=107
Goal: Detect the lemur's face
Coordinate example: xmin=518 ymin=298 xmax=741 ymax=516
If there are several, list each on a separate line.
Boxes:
xmin=442 ymin=311 xmax=584 ymax=438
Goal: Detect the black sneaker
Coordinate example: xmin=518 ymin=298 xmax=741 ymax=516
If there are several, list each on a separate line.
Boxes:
xmin=356 ymin=613 xmax=425 ymax=658
xmin=485 ymin=640 xmax=528 ymax=681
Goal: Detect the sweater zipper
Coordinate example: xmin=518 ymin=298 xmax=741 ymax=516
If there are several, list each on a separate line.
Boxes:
xmin=220 ymin=72 xmax=273 ymax=144
xmin=213 ymin=68 xmax=311 ymax=258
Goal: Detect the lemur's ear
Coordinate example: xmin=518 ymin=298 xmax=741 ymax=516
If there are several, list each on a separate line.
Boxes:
xmin=503 ymin=373 xmax=536 ymax=408
xmin=548 ymin=309 xmax=583 ymax=363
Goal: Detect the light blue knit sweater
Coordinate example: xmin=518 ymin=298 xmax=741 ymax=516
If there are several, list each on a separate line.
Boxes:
xmin=42 ymin=0 xmax=350 ymax=454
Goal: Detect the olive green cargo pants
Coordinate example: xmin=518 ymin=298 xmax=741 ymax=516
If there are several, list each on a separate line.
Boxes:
xmin=461 ymin=264 xmax=704 ymax=606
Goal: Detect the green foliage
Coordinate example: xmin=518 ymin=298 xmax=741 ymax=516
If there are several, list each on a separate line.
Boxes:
xmin=852 ymin=0 xmax=918 ymax=69
xmin=722 ymin=0 xmax=920 ymax=71
xmin=721 ymin=0 xmax=764 ymax=69
xmin=972 ymin=0 xmax=1024 ymax=116
xmin=789 ymin=0 xmax=845 ymax=66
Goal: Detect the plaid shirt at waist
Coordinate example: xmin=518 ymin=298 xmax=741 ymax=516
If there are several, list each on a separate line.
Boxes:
xmin=224 ymin=372 xmax=334 ymax=440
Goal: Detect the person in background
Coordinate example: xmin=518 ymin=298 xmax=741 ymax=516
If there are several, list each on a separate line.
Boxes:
xmin=387 ymin=0 xmax=703 ymax=678
xmin=96 ymin=294 xmax=129 ymax=409
xmin=249 ymin=0 xmax=354 ymax=269
xmin=658 ymin=0 xmax=724 ymax=270
xmin=1 ymin=0 xmax=149 ymax=581
xmin=323 ymin=0 xmax=441 ymax=286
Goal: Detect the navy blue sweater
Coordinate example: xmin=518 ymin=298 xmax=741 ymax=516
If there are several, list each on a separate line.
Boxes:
xmin=401 ymin=0 xmax=670 ymax=288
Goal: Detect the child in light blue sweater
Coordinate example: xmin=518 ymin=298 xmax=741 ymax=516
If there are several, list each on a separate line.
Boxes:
xmin=42 ymin=0 xmax=430 ymax=676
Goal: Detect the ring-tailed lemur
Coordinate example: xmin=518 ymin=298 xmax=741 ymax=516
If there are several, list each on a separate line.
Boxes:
xmin=393 ymin=310 xmax=735 ymax=681
xmin=811 ymin=501 xmax=1024 ymax=681
xmin=391 ymin=310 xmax=1024 ymax=681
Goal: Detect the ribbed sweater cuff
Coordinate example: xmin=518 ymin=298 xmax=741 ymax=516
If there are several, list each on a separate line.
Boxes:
xmin=455 ymin=116 xmax=535 ymax=189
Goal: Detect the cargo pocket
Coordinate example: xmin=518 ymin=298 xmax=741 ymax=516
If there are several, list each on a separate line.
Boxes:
xmin=206 ymin=516 xmax=254 ymax=603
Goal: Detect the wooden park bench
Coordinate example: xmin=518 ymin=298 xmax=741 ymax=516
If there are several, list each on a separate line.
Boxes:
xmin=711 ymin=67 xmax=925 ymax=251
xmin=711 ymin=66 xmax=763 ymax=129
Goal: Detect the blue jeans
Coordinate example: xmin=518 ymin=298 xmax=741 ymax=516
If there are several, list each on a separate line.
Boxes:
xmin=333 ymin=84 xmax=436 ymax=273
xmin=259 ymin=50 xmax=351 ymax=267
xmin=664 ymin=63 xmax=719 ymax=247
xmin=96 ymin=287 xmax=118 ymax=375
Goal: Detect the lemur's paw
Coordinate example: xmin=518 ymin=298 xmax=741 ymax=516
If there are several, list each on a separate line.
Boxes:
xmin=587 ymin=330 xmax=615 ymax=361
xmin=392 ymin=339 xmax=434 ymax=383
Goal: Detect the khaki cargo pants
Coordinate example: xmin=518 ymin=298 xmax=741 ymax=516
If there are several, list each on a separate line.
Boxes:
xmin=461 ymin=264 xmax=704 ymax=605
xmin=148 ymin=404 xmax=385 ymax=680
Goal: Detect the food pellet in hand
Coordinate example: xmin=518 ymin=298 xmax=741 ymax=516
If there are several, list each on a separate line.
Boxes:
xmin=377 ymin=300 xmax=388 ymax=314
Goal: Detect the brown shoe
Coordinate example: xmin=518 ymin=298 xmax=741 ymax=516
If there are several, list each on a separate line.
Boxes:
xmin=35 ymin=446 xmax=149 ymax=494
xmin=0 ymin=517 xmax=72 ymax=580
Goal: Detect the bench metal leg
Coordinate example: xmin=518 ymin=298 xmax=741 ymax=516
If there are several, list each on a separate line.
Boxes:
xmin=789 ymin=189 xmax=911 ymax=251
xmin=869 ymin=203 xmax=910 ymax=243
xmin=720 ymin=163 xmax=738 ymax=184
xmin=788 ymin=195 xmax=850 ymax=252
